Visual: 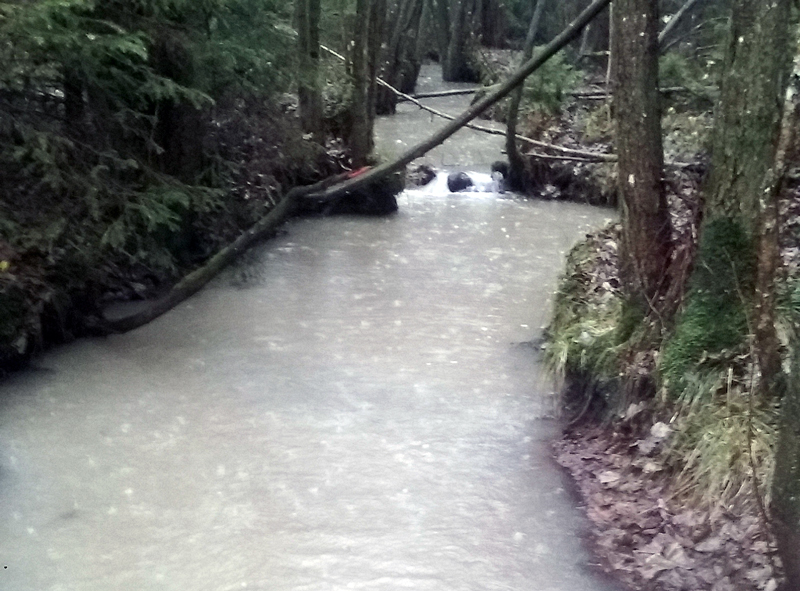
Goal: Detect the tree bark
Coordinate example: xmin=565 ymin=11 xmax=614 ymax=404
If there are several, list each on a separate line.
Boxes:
xmin=443 ymin=0 xmax=476 ymax=82
xmin=705 ymin=0 xmax=792 ymax=235
xmin=151 ymin=33 xmax=204 ymax=183
xmin=774 ymin=325 xmax=800 ymax=590
xmin=755 ymin=90 xmax=799 ymax=396
xmin=376 ymin=0 xmax=424 ymax=114
xmin=348 ymin=0 xmax=372 ymax=166
xmin=703 ymin=0 xmax=791 ymax=386
xmin=505 ymin=0 xmax=547 ymax=192
xmin=432 ymin=0 xmax=451 ymax=63
xmin=295 ymin=0 xmax=323 ymax=139
xmin=366 ymin=0 xmax=386 ymax=136
xmin=612 ymin=0 xmax=671 ymax=310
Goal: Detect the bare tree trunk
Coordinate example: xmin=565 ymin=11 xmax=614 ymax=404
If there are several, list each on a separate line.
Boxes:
xmin=578 ymin=22 xmax=592 ymax=56
xmin=348 ymin=0 xmax=371 ymax=166
xmin=443 ymin=0 xmax=476 ymax=82
xmin=775 ymin=323 xmax=800 ymax=590
xmin=376 ymin=0 xmax=424 ymax=114
xmin=658 ymin=0 xmax=704 ymax=49
xmin=505 ymin=0 xmax=547 ymax=192
xmin=612 ymin=0 xmax=671 ymax=311
xmin=152 ymin=33 xmax=204 ymax=183
xmin=295 ymin=0 xmax=323 ymax=139
xmin=432 ymin=0 xmax=451 ymax=62
xmin=366 ymin=0 xmax=387 ymax=134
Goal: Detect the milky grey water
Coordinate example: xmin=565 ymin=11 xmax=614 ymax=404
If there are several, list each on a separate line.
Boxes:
xmin=0 ymin=66 xmax=618 ymax=591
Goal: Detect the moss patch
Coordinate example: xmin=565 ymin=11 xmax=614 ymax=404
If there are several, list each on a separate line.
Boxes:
xmin=545 ymin=224 xmax=624 ymax=404
xmin=661 ymin=217 xmax=756 ymax=396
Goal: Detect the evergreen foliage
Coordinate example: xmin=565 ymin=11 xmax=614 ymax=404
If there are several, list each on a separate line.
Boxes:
xmin=520 ymin=48 xmax=580 ymax=116
xmin=0 ymin=0 xmax=293 ymax=276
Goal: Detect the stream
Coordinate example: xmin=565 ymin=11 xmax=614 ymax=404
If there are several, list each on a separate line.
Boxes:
xmin=0 ymin=65 xmax=618 ymax=591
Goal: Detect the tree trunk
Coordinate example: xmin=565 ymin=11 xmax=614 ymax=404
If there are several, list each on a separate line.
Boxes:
xmin=376 ymin=0 xmax=424 ymax=114
xmin=474 ymin=0 xmax=507 ymax=48
xmin=755 ymin=90 xmax=799 ymax=396
xmin=505 ymin=0 xmax=547 ymax=192
xmin=705 ymin=0 xmax=792 ymax=235
xmin=704 ymin=0 xmax=791 ymax=383
xmin=774 ymin=326 xmax=800 ymax=590
xmin=397 ymin=2 xmax=425 ymax=94
xmin=432 ymin=0 xmax=451 ymax=62
xmin=612 ymin=0 xmax=671 ymax=310
xmin=152 ymin=33 xmax=204 ymax=182
xmin=348 ymin=0 xmax=371 ymax=166
xmin=295 ymin=0 xmax=323 ymax=139
xmin=658 ymin=0 xmax=704 ymax=49
xmin=443 ymin=0 xmax=475 ymax=82
xmin=366 ymin=0 xmax=387 ymax=134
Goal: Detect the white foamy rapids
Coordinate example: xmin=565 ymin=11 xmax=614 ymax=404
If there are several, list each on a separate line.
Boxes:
xmin=407 ymin=171 xmax=503 ymax=197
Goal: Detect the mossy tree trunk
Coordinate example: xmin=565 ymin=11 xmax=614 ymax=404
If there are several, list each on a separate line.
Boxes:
xmin=295 ymin=0 xmax=323 ymax=140
xmin=702 ymin=0 xmax=791 ymax=391
xmin=505 ymin=0 xmax=546 ymax=192
xmin=665 ymin=0 xmax=791 ymax=397
xmin=611 ymin=0 xmax=671 ymax=313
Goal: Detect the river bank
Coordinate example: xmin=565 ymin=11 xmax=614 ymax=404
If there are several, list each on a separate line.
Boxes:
xmin=0 ymin=101 xmax=350 ymax=375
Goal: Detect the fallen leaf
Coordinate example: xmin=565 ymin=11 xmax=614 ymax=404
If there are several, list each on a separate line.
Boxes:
xmin=598 ymin=470 xmax=621 ymax=485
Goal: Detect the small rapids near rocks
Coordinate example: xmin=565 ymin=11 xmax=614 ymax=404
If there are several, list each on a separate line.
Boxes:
xmin=0 ymin=65 xmax=619 ymax=591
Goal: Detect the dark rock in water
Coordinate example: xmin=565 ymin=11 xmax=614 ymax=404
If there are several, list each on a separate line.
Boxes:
xmin=490 ymin=161 xmax=509 ymax=194
xmin=447 ymin=171 xmax=474 ymax=192
xmin=491 ymin=160 xmax=509 ymax=179
xmin=299 ymin=171 xmax=402 ymax=216
xmin=407 ymin=163 xmax=437 ymax=186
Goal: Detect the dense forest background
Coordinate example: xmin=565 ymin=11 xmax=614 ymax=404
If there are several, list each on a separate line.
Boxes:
xmin=1 ymin=0 xmax=799 ymax=589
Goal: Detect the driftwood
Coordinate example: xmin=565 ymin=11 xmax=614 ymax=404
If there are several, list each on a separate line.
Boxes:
xmin=106 ymin=0 xmax=613 ymax=333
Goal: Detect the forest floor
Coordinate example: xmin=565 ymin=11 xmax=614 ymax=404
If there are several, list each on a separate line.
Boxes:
xmin=548 ymin=179 xmax=800 ymax=591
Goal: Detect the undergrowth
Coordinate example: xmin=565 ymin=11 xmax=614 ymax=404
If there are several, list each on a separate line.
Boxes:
xmin=547 ymin=221 xmax=779 ymax=512
xmin=544 ymin=223 xmax=624 ymax=408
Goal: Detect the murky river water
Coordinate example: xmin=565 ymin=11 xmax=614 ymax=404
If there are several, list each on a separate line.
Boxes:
xmin=0 ymin=66 xmax=617 ymax=591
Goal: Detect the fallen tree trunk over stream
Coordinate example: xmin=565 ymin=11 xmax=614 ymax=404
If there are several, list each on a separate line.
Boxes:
xmin=105 ymin=0 xmax=613 ymax=333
